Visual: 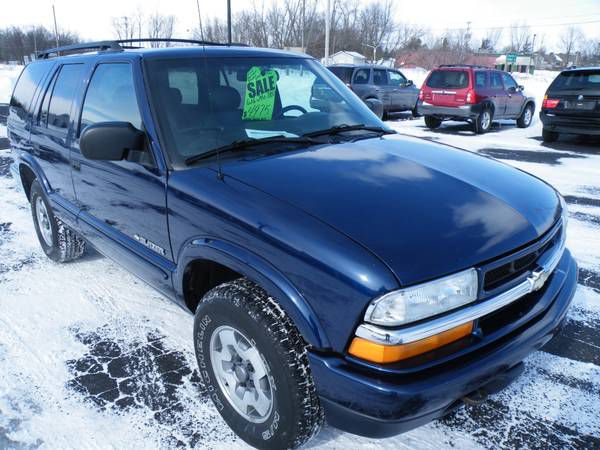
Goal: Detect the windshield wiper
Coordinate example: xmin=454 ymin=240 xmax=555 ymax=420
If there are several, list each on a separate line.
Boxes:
xmin=185 ymin=135 xmax=320 ymax=165
xmin=302 ymin=123 xmax=396 ymax=139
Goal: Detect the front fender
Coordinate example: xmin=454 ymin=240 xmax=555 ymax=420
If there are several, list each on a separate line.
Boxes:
xmin=174 ymin=236 xmax=331 ymax=349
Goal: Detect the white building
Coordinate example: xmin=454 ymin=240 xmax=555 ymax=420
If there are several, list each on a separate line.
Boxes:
xmin=323 ymin=51 xmax=367 ymax=66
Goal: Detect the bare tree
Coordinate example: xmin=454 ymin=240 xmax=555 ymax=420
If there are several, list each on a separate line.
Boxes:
xmin=560 ymin=26 xmax=584 ymax=67
xmin=112 ymin=16 xmax=139 ymax=40
xmin=508 ymin=22 xmax=532 ymax=52
xmin=147 ymin=12 xmax=175 ymax=46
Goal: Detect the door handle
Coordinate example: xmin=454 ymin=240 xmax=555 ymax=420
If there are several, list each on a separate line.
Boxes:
xmin=71 ymin=160 xmax=81 ymax=171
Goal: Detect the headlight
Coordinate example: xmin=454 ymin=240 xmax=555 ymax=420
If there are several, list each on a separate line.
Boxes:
xmin=559 ymin=192 xmax=568 ymax=229
xmin=365 ymin=268 xmax=478 ymax=327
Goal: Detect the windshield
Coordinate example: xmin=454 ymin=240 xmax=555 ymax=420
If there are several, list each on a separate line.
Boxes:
xmin=145 ymin=56 xmax=382 ymax=167
xmin=426 ymin=70 xmax=469 ymax=89
xmin=551 ymin=70 xmax=600 ymax=91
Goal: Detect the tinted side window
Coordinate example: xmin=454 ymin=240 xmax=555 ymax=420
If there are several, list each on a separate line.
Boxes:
xmin=501 ymin=73 xmax=517 ymax=90
xmin=373 ymin=69 xmax=387 ymax=86
xmin=474 ymin=72 xmax=488 ymax=88
xmin=329 ymin=67 xmax=354 ymax=84
xmin=9 ymin=61 xmax=54 ymax=123
xmin=353 ymin=69 xmax=370 ymax=84
xmin=491 ymin=72 xmax=503 ymax=89
xmin=47 ymin=64 xmax=84 ymax=132
xmin=80 ymin=64 xmax=142 ymax=133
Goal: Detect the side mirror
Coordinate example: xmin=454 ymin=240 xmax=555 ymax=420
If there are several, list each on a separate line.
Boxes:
xmin=518 ymin=85 xmax=525 ymax=92
xmin=363 ymin=98 xmax=384 ymax=119
xmin=80 ymin=122 xmax=145 ymax=161
xmin=404 ymin=80 xmax=414 ymax=87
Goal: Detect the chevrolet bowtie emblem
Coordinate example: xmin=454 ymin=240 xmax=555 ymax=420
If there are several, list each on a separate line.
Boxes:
xmin=529 ymin=268 xmax=551 ymax=292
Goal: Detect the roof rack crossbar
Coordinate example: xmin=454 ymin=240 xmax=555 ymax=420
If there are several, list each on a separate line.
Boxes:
xmin=438 ymin=64 xmax=490 ymax=69
xmin=36 ymin=40 xmax=122 ymax=59
xmin=36 ymin=38 xmax=248 ymax=59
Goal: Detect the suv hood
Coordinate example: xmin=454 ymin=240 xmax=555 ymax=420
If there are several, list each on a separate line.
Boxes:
xmin=222 ymin=135 xmax=560 ymax=285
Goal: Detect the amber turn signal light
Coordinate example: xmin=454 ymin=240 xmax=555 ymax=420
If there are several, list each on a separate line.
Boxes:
xmin=348 ymin=321 xmax=474 ymax=364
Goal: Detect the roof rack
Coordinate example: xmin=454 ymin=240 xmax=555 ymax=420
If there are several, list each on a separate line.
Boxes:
xmin=36 ymin=38 xmax=247 ymax=59
xmin=438 ymin=64 xmax=490 ymax=69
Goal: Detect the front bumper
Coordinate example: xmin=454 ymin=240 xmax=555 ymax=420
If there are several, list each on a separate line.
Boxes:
xmin=540 ymin=111 xmax=600 ymax=135
xmin=308 ymin=250 xmax=577 ymax=438
xmin=417 ymin=102 xmax=481 ymax=119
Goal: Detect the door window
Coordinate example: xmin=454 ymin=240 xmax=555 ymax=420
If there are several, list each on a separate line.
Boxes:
xmin=501 ymin=73 xmax=518 ymax=90
xmin=490 ymin=72 xmax=504 ymax=89
xmin=353 ymin=69 xmax=370 ymax=84
xmin=46 ymin=64 xmax=84 ymax=132
xmin=373 ymin=69 xmax=388 ymax=86
xmin=80 ymin=63 xmax=142 ymax=134
xmin=474 ymin=71 xmax=488 ymax=88
xmin=388 ymin=71 xmax=407 ymax=86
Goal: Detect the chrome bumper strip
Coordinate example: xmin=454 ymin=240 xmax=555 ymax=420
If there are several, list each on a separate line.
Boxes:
xmin=355 ymin=230 xmax=566 ymax=346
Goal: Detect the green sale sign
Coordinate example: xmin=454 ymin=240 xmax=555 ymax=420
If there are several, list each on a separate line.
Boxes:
xmin=242 ymin=66 xmax=279 ymax=121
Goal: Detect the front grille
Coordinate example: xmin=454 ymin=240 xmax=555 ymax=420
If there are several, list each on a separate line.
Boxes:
xmin=483 ymin=226 xmax=561 ymax=291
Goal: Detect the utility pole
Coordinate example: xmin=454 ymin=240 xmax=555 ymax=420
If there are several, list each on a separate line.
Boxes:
xmin=52 ymin=4 xmax=59 ymax=48
xmin=227 ymin=0 xmax=232 ymax=44
xmin=324 ymin=0 xmax=330 ymax=64
xmin=301 ymin=0 xmax=305 ymax=51
xmin=363 ymin=43 xmax=378 ymax=63
xmin=195 ymin=0 xmax=204 ymax=40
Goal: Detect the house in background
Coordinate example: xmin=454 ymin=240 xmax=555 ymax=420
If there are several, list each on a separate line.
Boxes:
xmin=324 ymin=50 xmax=367 ymax=65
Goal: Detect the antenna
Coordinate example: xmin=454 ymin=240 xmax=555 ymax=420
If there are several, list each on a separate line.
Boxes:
xmin=195 ymin=0 xmax=204 ymax=40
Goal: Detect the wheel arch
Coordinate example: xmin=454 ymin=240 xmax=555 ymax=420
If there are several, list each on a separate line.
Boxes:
xmin=175 ymin=237 xmax=330 ymax=349
xmin=520 ymin=98 xmax=536 ymax=115
xmin=18 ymin=156 xmax=49 ymax=201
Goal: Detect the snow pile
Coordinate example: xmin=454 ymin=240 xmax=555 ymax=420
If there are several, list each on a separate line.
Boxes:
xmin=0 ymin=64 xmax=23 ymax=104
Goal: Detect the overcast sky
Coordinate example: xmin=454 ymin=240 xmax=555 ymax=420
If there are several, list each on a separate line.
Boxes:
xmin=4 ymin=0 xmax=600 ymax=52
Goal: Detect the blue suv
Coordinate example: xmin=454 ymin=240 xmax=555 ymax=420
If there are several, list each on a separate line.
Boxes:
xmin=8 ymin=39 xmax=577 ymax=449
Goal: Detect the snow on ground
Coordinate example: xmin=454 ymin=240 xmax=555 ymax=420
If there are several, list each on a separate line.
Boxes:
xmin=1 ymin=68 xmax=600 ymax=449
xmin=0 ymin=64 xmax=22 ymax=104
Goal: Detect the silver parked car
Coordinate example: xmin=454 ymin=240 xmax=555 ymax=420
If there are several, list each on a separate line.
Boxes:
xmin=328 ymin=64 xmax=420 ymax=119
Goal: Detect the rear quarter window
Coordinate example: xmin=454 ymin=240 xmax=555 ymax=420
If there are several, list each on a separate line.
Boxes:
xmin=551 ymin=70 xmax=600 ymax=90
xmin=329 ymin=67 xmax=354 ymax=84
xmin=9 ymin=61 xmax=54 ymax=124
xmin=426 ymin=70 xmax=469 ymax=89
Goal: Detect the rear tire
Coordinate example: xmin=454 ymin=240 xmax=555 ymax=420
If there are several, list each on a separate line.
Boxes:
xmin=30 ymin=180 xmax=86 ymax=263
xmin=517 ymin=104 xmax=534 ymax=128
xmin=424 ymin=115 xmax=441 ymax=129
xmin=474 ymin=108 xmax=492 ymax=134
xmin=194 ymin=278 xmax=324 ymax=450
xmin=542 ymin=128 xmax=559 ymax=143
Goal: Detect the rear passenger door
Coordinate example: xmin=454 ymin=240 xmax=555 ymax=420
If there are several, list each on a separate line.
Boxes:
xmin=373 ymin=69 xmax=391 ymax=108
xmin=70 ymin=61 xmax=173 ymax=290
xmin=30 ymin=63 xmax=84 ymax=209
xmin=490 ymin=71 xmax=507 ymax=117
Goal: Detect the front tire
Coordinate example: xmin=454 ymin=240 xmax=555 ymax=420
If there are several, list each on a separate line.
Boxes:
xmin=517 ymin=104 xmax=534 ymax=128
xmin=194 ymin=278 xmax=323 ymax=449
xmin=30 ymin=180 xmax=86 ymax=263
xmin=542 ymin=128 xmax=559 ymax=143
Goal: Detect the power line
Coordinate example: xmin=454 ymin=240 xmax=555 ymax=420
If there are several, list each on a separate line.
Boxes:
xmin=427 ymin=18 xmax=600 ymax=32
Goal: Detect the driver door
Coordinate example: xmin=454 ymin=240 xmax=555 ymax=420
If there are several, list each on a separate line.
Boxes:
xmin=70 ymin=61 xmax=173 ymax=290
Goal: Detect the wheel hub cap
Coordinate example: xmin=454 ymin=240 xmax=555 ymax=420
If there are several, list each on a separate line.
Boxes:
xmin=210 ymin=325 xmax=273 ymax=423
xmin=35 ymin=197 xmax=53 ymax=246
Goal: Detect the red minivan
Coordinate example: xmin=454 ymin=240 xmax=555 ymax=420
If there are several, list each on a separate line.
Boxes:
xmin=417 ymin=65 xmax=535 ymax=134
